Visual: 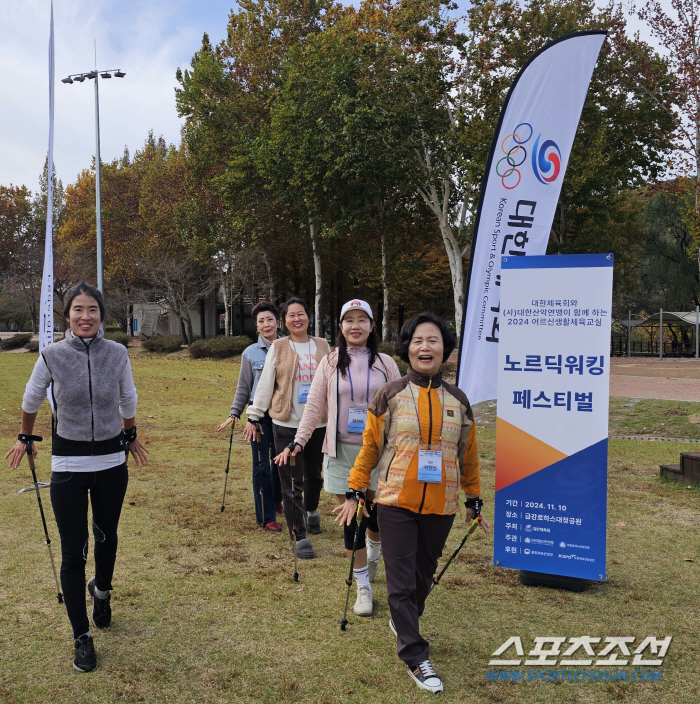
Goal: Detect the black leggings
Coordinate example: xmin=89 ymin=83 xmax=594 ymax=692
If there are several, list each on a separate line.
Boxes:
xmin=343 ymin=501 xmax=379 ymax=550
xmin=50 ymin=463 xmax=129 ymax=639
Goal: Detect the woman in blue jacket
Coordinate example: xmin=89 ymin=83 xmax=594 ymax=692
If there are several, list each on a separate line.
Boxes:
xmin=217 ymin=301 xmax=284 ymax=530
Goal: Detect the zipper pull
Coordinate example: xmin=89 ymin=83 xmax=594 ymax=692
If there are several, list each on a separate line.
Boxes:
xmin=428 ymin=377 xmax=432 ymax=390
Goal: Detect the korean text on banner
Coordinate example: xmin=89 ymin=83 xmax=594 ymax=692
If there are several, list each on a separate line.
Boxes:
xmin=457 ymin=32 xmax=606 ymax=406
xmin=493 ymin=254 xmax=613 ymax=581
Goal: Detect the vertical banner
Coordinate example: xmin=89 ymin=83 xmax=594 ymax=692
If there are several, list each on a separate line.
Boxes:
xmin=493 ymin=253 xmax=613 ymax=581
xmin=40 ymin=0 xmax=55 ymax=359
xmin=457 ymin=31 xmax=606 ymax=406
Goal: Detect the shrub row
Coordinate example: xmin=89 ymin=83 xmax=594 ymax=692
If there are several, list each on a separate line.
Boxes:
xmin=142 ymin=335 xmax=183 ymax=353
xmin=105 ymin=332 xmax=130 ymax=348
xmin=189 ymin=336 xmax=252 ymax=359
xmin=1 ymin=333 xmax=32 ymax=351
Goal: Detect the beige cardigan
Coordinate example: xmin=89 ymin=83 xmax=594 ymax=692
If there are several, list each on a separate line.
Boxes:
xmin=294 ymin=348 xmax=400 ymax=457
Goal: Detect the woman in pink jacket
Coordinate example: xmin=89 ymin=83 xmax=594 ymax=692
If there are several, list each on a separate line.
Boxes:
xmin=275 ymin=299 xmax=400 ymax=617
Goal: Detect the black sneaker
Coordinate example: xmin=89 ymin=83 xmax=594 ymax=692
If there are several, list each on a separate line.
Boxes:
xmin=408 ymin=660 xmax=443 ymax=693
xmin=87 ymin=577 xmax=111 ymax=629
xmin=73 ymin=634 xmax=97 ymax=672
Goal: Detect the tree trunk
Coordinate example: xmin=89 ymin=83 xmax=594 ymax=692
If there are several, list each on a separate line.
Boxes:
xmin=381 ymin=229 xmax=390 ymax=341
xmin=185 ymin=315 xmax=194 ymax=346
xmin=180 ymin=318 xmax=188 ymax=345
xmin=309 ymin=219 xmax=322 ymax=337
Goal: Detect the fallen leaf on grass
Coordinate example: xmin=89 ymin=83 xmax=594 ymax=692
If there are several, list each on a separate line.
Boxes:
xmin=614 ymin=521 xmax=626 ymax=527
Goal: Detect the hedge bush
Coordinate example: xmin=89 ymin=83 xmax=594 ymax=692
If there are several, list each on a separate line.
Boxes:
xmin=378 ymin=341 xmax=395 ymax=356
xmin=106 ymin=332 xmax=130 ymax=348
xmin=1 ymin=333 xmax=32 ymax=351
xmin=189 ymin=336 xmax=252 ymax=359
xmin=105 ymin=325 xmax=123 ymax=333
xmin=26 ymin=340 xmax=39 ymax=353
xmin=393 ymin=355 xmax=408 ymax=375
xmin=142 ymin=335 xmax=183 ymax=353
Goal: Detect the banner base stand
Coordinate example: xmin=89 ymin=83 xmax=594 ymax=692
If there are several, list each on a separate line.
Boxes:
xmin=519 ymin=570 xmax=588 ymax=592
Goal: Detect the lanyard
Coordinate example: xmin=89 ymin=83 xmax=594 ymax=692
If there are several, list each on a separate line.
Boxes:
xmin=347 ymin=354 xmax=371 ymax=404
xmin=290 ymin=339 xmax=311 ymax=375
xmin=407 ymin=381 xmax=445 ymax=445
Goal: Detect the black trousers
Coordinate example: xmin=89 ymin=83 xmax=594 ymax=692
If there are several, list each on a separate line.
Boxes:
xmin=378 ymin=504 xmax=455 ymax=667
xmin=272 ymin=424 xmax=324 ymax=540
xmin=50 ymin=463 xmax=129 ymax=639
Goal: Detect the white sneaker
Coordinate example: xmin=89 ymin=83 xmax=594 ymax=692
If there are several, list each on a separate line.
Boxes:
xmin=367 ymin=558 xmax=380 ymax=583
xmin=353 ymin=585 xmax=373 ymax=616
xmin=408 ymin=660 xmax=443 ymax=693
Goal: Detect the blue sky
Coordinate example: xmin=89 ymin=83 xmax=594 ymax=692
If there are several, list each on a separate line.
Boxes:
xmin=0 ymin=0 xmax=660 ymax=194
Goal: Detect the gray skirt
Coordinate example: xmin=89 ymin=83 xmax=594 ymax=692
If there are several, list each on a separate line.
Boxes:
xmin=323 ymin=440 xmax=379 ymax=495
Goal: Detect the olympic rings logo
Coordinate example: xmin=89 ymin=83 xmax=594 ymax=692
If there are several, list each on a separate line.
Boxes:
xmin=496 ymin=122 xmax=533 ymax=190
xmin=495 ymin=122 xmax=561 ymax=188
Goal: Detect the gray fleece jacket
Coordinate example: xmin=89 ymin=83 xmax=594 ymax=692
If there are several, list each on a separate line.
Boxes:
xmin=33 ymin=330 xmax=134 ymax=449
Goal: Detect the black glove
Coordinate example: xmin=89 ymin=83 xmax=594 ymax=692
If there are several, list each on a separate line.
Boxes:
xmin=465 ymin=497 xmax=484 ymax=517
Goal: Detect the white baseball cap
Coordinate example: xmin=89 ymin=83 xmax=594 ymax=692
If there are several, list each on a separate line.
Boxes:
xmin=340 ymin=299 xmax=373 ymax=321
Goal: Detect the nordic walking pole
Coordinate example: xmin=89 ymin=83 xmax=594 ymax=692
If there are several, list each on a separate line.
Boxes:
xmin=290 ymin=451 xmax=299 ymax=582
xmin=20 ymin=434 xmax=63 ymax=604
xmin=255 ymin=423 xmax=264 ymax=524
xmin=430 ymin=516 xmax=484 ymax=593
xmin=340 ymin=498 xmax=365 ymax=631
xmin=220 ymin=420 xmax=235 ymax=512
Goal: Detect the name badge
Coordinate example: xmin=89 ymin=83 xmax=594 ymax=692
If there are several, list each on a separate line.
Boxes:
xmin=417 ymin=447 xmax=442 ymax=483
xmin=347 ymin=406 xmax=367 ymax=434
xmin=298 ymin=382 xmax=311 ymax=403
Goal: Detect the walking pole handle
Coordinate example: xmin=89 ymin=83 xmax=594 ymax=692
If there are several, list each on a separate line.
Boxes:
xmin=18 ymin=434 xmax=43 ymax=452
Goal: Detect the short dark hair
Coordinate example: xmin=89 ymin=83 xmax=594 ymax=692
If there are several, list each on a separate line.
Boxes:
xmin=251 ymin=300 xmax=279 ymax=321
xmin=279 ymin=297 xmax=311 ymax=332
xmin=64 ymin=282 xmax=105 ymax=322
xmin=394 ymin=312 xmax=456 ymax=364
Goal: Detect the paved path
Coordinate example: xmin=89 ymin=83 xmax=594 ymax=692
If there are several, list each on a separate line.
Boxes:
xmin=611 ymin=358 xmax=700 ymax=402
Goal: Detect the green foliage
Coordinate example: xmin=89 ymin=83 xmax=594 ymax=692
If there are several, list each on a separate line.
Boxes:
xmin=378 ymin=342 xmax=395 ymax=356
xmin=26 ymin=340 xmax=39 ymax=353
xmin=392 ymin=355 xmax=408 ymax=375
xmin=188 ymin=336 xmax=252 ymax=359
xmin=1 ymin=333 xmax=32 ymax=350
xmin=105 ymin=332 xmax=131 ymax=348
xmin=142 ymin=335 xmax=183 ymax=353
xmin=105 ymin=325 xmax=123 ymax=333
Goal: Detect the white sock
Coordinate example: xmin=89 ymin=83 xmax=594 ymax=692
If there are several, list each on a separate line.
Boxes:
xmin=354 ymin=566 xmax=371 ymax=588
xmin=95 ymin=586 xmax=110 ymax=599
xmin=366 ymin=538 xmax=381 ymax=563
xmin=77 ymin=630 xmax=92 ymax=640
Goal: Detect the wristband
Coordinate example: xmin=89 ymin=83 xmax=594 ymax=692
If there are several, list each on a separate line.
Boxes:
xmin=287 ymin=441 xmax=301 ymax=452
xmin=345 ymin=489 xmax=365 ymax=502
xmin=465 ymin=497 xmax=484 ymax=517
xmin=18 ymin=433 xmax=43 ymax=449
xmin=123 ymin=426 xmax=137 ymax=443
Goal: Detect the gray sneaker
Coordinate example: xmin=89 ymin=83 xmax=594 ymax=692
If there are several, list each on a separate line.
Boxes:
xmin=296 ymin=538 xmax=315 ymax=559
xmin=306 ymin=511 xmax=321 ymax=535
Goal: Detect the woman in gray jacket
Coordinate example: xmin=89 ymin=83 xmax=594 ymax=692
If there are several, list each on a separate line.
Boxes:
xmin=217 ymin=301 xmax=284 ymax=530
xmin=4 ymin=283 xmax=148 ymax=673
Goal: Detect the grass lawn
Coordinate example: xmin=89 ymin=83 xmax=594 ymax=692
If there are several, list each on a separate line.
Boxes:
xmin=0 ymin=352 xmax=699 ymax=703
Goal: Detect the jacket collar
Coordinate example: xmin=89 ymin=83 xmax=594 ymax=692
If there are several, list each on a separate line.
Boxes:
xmin=407 ymin=365 xmax=443 ymax=389
xmin=257 ymin=333 xmax=284 ymax=350
xmin=65 ymin=328 xmax=104 ymax=351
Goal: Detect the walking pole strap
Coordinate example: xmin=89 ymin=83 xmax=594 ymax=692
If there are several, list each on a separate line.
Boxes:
xmin=18 ymin=434 xmax=43 ymax=452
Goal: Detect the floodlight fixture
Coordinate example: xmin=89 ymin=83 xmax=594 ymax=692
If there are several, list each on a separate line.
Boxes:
xmin=74 ymin=74 xmax=86 ymax=83
xmin=61 ymin=77 xmax=73 ymax=84
xmin=100 ymin=72 xmax=112 ymax=78
xmin=114 ymin=71 xmax=125 ymax=78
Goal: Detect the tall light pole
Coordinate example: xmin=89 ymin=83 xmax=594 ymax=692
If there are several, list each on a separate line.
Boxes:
xmin=61 ymin=68 xmax=125 ymax=304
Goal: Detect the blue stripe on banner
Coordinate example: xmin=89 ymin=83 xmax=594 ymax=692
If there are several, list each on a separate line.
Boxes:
xmin=502 ymin=254 xmax=613 ymax=270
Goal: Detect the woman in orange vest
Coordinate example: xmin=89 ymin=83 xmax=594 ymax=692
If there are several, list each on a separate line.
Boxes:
xmin=334 ymin=312 xmax=488 ymax=693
